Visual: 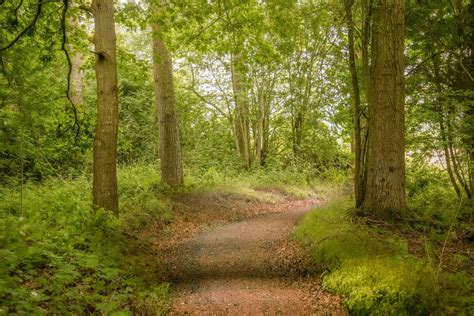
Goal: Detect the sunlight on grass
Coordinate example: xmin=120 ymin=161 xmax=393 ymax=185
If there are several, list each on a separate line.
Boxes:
xmin=294 ymin=198 xmax=440 ymax=315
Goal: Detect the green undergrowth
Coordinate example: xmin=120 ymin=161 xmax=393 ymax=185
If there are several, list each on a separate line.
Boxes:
xmin=405 ymin=164 xmax=473 ymax=314
xmin=294 ymin=198 xmax=442 ymax=315
xmin=1 ymin=162 xmax=338 ymax=314
xmin=183 ymin=163 xmax=346 ymax=201
xmin=0 ymin=164 xmax=171 ymax=315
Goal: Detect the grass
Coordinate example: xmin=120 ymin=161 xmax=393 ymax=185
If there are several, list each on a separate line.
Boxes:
xmin=294 ymin=198 xmax=441 ymax=315
xmin=183 ymin=164 xmax=345 ymax=202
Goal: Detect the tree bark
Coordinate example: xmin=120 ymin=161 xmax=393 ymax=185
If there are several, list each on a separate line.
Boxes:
xmin=69 ymin=50 xmax=84 ymax=108
xmin=432 ymin=55 xmax=462 ymax=198
xmin=439 ymin=114 xmax=462 ymax=198
xmin=231 ymin=52 xmax=251 ymax=169
xmin=255 ymin=71 xmax=273 ymax=167
xmin=292 ymin=111 xmax=304 ymax=157
xmin=465 ymin=0 xmax=474 ymax=204
xmin=92 ymin=0 xmax=119 ymax=214
xmin=152 ymin=7 xmax=184 ymax=188
xmin=345 ymin=0 xmax=365 ymax=208
xmin=447 ymin=112 xmax=472 ymax=199
xmin=362 ymin=0 xmax=406 ymax=219
xmin=67 ymin=11 xmax=84 ymax=108
xmin=256 ymin=79 xmax=265 ymax=167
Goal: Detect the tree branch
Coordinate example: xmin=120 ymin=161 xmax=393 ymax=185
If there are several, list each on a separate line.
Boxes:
xmin=188 ymin=65 xmax=229 ymax=118
xmin=0 ymin=1 xmax=43 ymax=51
xmin=60 ymin=0 xmax=80 ymax=142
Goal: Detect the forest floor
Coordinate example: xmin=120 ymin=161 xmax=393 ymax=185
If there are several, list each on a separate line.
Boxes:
xmin=136 ymin=188 xmax=346 ymax=315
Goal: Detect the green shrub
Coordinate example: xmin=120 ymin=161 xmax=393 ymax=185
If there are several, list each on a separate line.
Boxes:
xmin=118 ymin=164 xmax=172 ymax=231
xmin=406 ymin=163 xmax=472 ymax=224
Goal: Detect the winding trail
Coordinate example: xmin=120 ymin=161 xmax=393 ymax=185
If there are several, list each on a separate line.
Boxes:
xmin=166 ymin=201 xmax=346 ymax=315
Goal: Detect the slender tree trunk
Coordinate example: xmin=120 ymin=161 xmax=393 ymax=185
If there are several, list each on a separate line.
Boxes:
xmin=465 ymin=0 xmax=474 ymax=204
xmin=256 ymin=79 xmax=265 ymax=167
xmin=432 ymin=56 xmax=462 ymax=198
xmin=361 ymin=0 xmax=373 ymax=100
xmin=360 ymin=0 xmax=372 ymax=204
xmin=447 ymin=113 xmax=472 ymax=199
xmin=256 ymin=73 xmax=273 ymax=167
xmin=69 ymin=51 xmax=84 ymax=107
xmin=152 ymin=8 xmax=184 ymax=187
xmin=66 ymin=0 xmax=84 ymax=109
xmin=262 ymin=92 xmax=270 ymax=165
xmin=345 ymin=0 xmax=365 ymax=207
xmin=362 ymin=0 xmax=406 ymax=219
xmin=439 ymin=115 xmax=462 ymax=197
xmin=231 ymin=52 xmax=251 ymax=169
xmin=67 ymin=12 xmax=84 ymax=108
xmin=293 ymin=111 xmax=304 ymax=157
xmin=92 ymin=0 xmax=119 ymax=214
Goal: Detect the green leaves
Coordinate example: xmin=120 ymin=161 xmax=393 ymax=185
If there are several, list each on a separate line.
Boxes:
xmin=0 ymin=168 xmax=171 ymax=314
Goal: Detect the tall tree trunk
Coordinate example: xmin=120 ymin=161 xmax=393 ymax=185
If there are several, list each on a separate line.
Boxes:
xmin=92 ymin=0 xmax=119 ymax=214
xmin=256 ymin=79 xmax=265 ymax=167
xmin=360 ymin=0 xmax=372 ymax=203
xmin=432 ymin=55 xmax=462 ymax=198
xmin=231 ymin=52 xmax=251 ymax=169
xmin=69 ymin=50 xmax=84 ymax=107
xmin=152 ymin=7 xmax=184 ymax=188
xmin=293 ymin=111 xmax=304 ymax=157
xmin=361 ymin=0 xmax=373 ymax=99
xmin=447 ymin=112 xmax=472 ymax=199
xmin=255 ymin=72 xmax=273 ymax=167
xmin=465 ymin=0 xmax=474 ymax=204
xmin=345 ymin=0 xmax=365 ymax=207
xmin=67 ymin=12 xmax=84 ymax=108
xmin=440 ymin=115 xmax=462 ymax=198
xmin=362 ymin=0 xmax=406 ymax=219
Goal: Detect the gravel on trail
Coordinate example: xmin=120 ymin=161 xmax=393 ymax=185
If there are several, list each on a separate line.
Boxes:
xmin=138 ymin=190 xmax=346 ymax=315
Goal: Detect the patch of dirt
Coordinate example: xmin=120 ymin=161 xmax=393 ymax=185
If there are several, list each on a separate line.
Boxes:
xmin=137 ymin=189 xmax=346 ymax=315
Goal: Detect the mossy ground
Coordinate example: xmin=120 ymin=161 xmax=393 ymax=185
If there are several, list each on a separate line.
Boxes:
xmin=294 ymin=196 xmax=473 ymax=315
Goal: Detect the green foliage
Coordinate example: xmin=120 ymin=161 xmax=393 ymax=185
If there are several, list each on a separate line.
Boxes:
xmin=1 ymin=0 xmax=472 ymax=314
xmin=118 ymin=164 xmax=172 ymax=231
xmin=406 ymin=162 xmax=472 ymax=227
xmin=0 ymin=165 xmax=170 ymax=315
xmin=294 ymin=198 xmax=440 ymax=315
xmin=184 ymin=157 xmax=339 ymax=195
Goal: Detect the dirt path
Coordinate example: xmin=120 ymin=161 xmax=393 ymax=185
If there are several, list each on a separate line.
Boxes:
xmin=164 ymin=198 xmax=346 ymax=315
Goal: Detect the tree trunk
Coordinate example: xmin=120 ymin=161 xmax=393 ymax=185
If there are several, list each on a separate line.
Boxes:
xmin=362 ymin=0 xmax=406 ymax=219
xmin=92 ymin=0 xmax=119 ymax=214
xmin=465 ymin=0 xmax=474 ymax=204
xmin=231 ymin=52 xmax=251 ymax=169
xmin=447 ymin=112 xmax=472 ymax=199
xmin=345 ymin=0 xmax=365 ymax=208
xmin=69 ymin=50 xmax=84 ymax=108
xmin=67 ymin=12 xmax=84 ymax=108
xmin=256 ymin=81 xmax=265 ymax=167
xmin=440 ymin=115 xmax=462 ymax=198
xmin=255 ymin=72 xmax=273 ymax=167
xmin=152 ymin=9 xmax=184 ymax=188
xmin=293 ymin=111 xmax=304 ymax=157
xmin=432 ymin=55 xmax=462 ymax=198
